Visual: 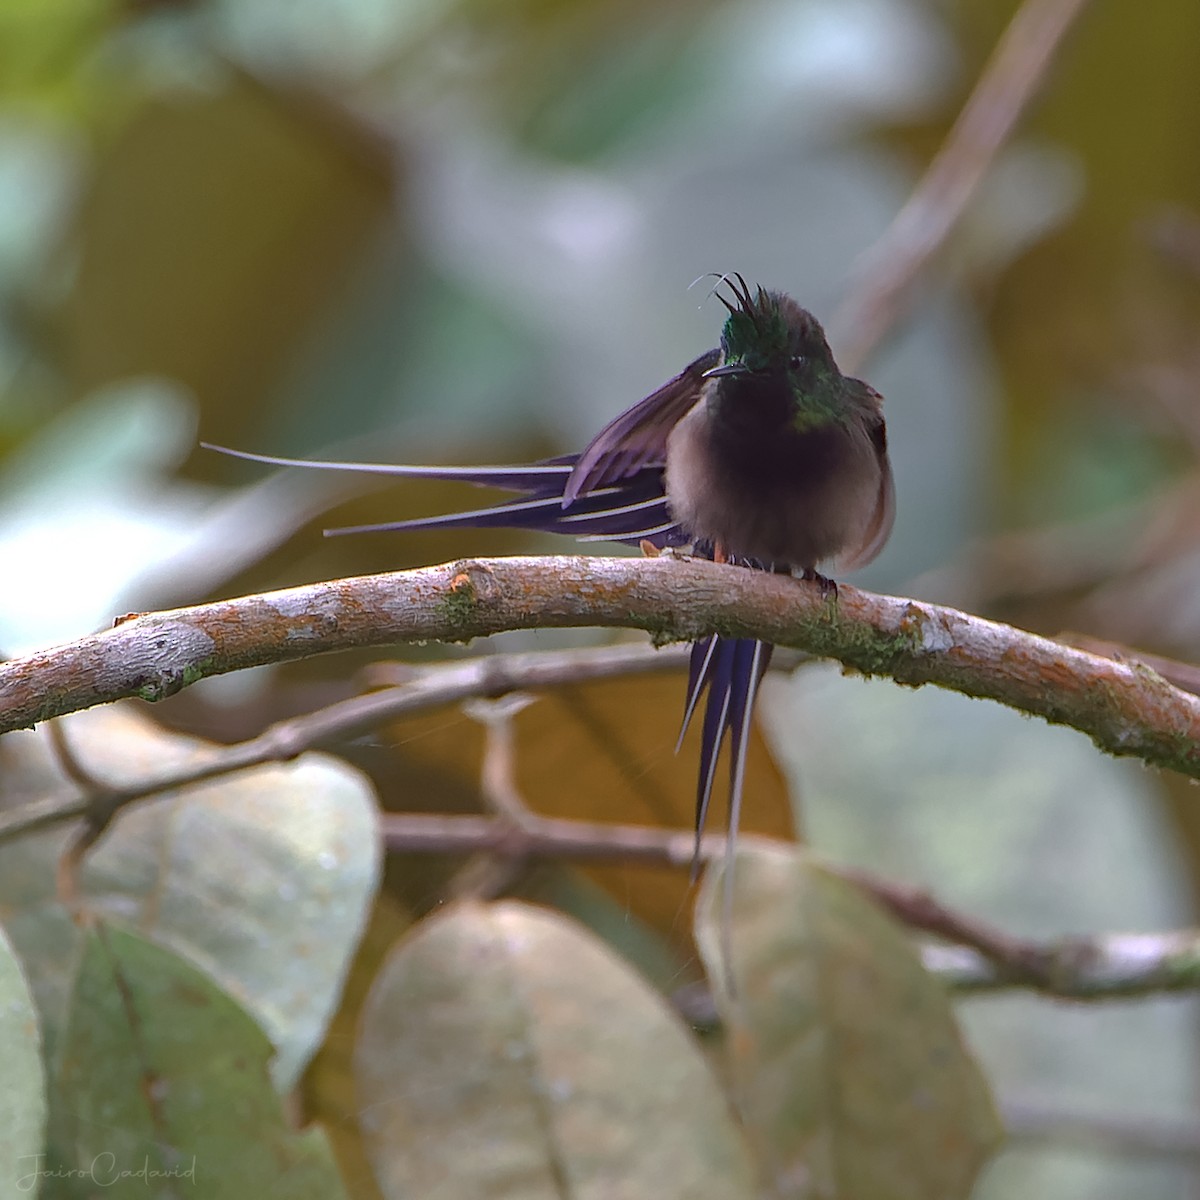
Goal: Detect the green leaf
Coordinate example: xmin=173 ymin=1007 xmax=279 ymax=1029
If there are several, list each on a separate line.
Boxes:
xmin=0 ymin=704 xmax=381 ymax=1090
xmin=355 ymin=900 xmax=757 ymax=1200
xmin=50 ymin=922 xmax=346 ymax=1199
xmin=695 ymin=843 xmax=1002 ymax=1200
xmin=0 ymin=922 xmax=45 ymax=1196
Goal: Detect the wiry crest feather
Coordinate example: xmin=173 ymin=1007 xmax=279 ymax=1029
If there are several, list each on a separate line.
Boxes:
xmin=693 ymin=271 xmax=758 ymax=320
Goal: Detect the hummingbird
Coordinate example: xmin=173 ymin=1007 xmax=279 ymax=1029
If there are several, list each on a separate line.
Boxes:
xmin=204 ymin=275 xmax=894 ymax=876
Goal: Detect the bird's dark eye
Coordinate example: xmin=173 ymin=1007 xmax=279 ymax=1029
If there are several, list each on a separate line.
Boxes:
xmin=789 ymin=355 xmax=806 ymax=370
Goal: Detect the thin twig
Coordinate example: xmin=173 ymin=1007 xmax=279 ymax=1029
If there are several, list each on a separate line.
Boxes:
xmin=467 ymin=694 xmax=540 ymax=824
xmin=46 ymin=720 xmax=123 ymax=913
xmin=834 ymin=0 xmax=1093 ymax=371
xmin=448 ymin=695 xmax=540 ymax=900
xmin=922 ymin=936 xmax=1200 ymax=998
xmin=381 ymin=810 xmax=703 ymax=867
xmin=836 ymin=864 xmax=1056 ymax=982
xmin=1001 ymin=1098 xmax=1200 ymax=1162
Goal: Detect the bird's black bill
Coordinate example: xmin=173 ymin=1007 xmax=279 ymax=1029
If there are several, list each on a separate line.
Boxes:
xmin=701 ymin=362 xmax=752 ymax=379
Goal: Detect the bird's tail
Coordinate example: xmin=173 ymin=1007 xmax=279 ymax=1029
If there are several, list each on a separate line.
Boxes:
xmin=201 ymin=444 xmax=680 ymax=547
xmin=679 ymin=634 xmax=774 ymax=877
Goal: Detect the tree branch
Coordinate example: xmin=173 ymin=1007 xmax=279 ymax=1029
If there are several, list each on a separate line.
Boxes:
xmin=2 ymin=555 xmax=1198 ymax=780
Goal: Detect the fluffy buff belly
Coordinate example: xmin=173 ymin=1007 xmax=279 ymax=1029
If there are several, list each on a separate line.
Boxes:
xmin=664 ymin=406 xmax=884 ymax=569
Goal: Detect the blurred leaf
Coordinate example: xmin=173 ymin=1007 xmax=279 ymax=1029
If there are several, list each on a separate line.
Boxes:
xmin=355 ymin=899 xmax=758 ymax=1200
xmin=514 ymin=14 xmax=713 ymax=160
xmin=0 ymin=922 xmax=45 ymax=1192
xmin=966 ymin=0 xmax=1200 ymax=519
xmin=50 ymin=921 xmax=346 ymax=1199
xmin=376 ymin=668 xmax=793 ymax=967
xmin=695 ymin=842 xmax=1001 ymax=1200
xmin=519 ymin=863 xmax=696 ymax=996
xmin=302 ymin=888 xmax=413 ymax=1200
xmin=58 ymin=70 xmax=394 ymax=437
xmin=0 ymin=378 xmax=205 ymax=653
xmin=365 ymin=702 xmax=490 ymax=918
xmin=514 ymin=672 xmax=794 ymax=945
xmin=768 ymin=665 xmax=1198 ymax=1200
xmin=765 ymin=665 xmax=1183 ymax=939
xmin=0 ymin=0 xmax=113 ymax=116
xmin=346 ymin=0 xmax=723 ymax=156
xmin=0 ymin=703 xmax=381 ymax=1090
xmin=0 ymin=121 xmax=79 ymax=302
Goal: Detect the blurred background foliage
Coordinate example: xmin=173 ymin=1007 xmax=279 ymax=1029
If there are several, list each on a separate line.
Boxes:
xmin=4 ymin=0 xmax=1200 ymax=1195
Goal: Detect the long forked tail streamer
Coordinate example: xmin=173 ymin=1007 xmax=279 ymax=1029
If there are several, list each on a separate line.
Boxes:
xmin=677 ymin=634 xmax=772 ymax=996
xmin=200 ymin=442 xmax=575 ymax=488
xmin=679 ymin=637 xmax=773 ymax=879
xmin=203 ymin=442 xmax=683 ymax=549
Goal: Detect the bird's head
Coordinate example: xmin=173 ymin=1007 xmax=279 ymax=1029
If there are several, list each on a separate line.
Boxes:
xmin=703 ymin=274 xmax=834 ymax=382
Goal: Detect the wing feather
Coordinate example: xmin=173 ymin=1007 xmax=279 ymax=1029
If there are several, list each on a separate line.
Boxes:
xmin=562 ymin=348 xmax=719 ymax=504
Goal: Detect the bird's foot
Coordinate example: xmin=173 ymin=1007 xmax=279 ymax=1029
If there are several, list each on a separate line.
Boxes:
xmin=800 ymin=567 xmax=838 ymax=601
xmin=641 ymin=540 xmax=692 ymax=561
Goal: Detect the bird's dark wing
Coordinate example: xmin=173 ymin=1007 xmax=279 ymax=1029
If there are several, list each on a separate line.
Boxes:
xmin=562 ymin=348 xmax=719 ymax=504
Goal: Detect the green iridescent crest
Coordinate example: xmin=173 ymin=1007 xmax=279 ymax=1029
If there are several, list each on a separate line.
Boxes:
xmin=714 ymin=274 xmax=829 ymax=374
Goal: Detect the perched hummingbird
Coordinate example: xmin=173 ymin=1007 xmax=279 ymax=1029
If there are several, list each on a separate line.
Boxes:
xmin=205 ymin=275 xmax=894 ymax=872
